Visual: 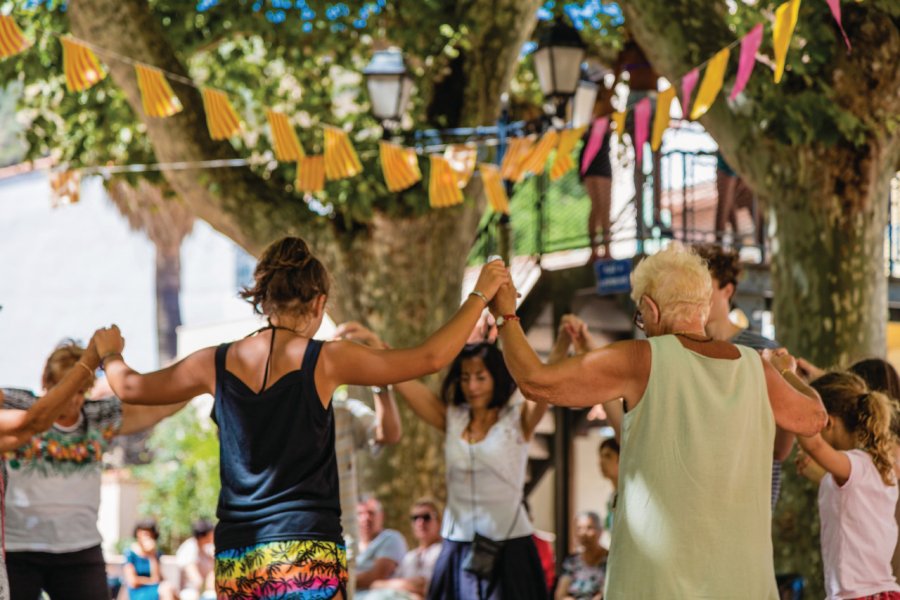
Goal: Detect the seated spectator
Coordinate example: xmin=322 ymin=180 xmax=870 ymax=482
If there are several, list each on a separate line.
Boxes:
xmin=355 ymin=496 xmax=408 ymax=592
xmin=555 ymin=512 xmax=608 ymax=600
xmin=598 ymin=437 xmax=620 ymax=532
xmin=364 ymin=498 xmax=444 ymax=599
xmin=175 ymin=518 xmax=215 ymax=600
xmin=124 ymin=519 xmax=177 ymax=600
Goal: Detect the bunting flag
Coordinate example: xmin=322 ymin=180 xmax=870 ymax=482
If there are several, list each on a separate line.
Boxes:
xmin=500 ymin=137 xmax=534 ymax=182
xmin=730 ymin=24 xmax=764 ymax=101
xmin=680 ymin=68 xmax=700 ymax=118
xmin=612 ymin=111 xmax=627 ymax=140
xmin=690 ymin=47 xmax=731 ymax=120
xmin=266 ymin=110 xmax=305 ymax=162
xmin=0 ymin=15 xmax=30 ymax=59
xmin=520 ymin=130 xmax=559 ymax=176
xmin=580 ymin=117 xmax=609 ymax=176
xmin=201 ymin=88 xmax=241 ymax=140
xmin=652 ymin=87 xmax=676 ymax=151
xmin=428 ymin=156 xmax=463 ymax=208
xmin=296 ymin=155 xmax=325 ymax=193
xmin=550 ymin=127 xmax=585 ymax=181
xmin=379 ymin=141 xmax=421 ymax=192
xmin=444 ymin=144 xmax=478 ymax=187
xmin=479 ymin=163 xmax=510 ymax=214
xmin=135 ymin=64 xmax=182 ymax=118
xmin=634 ymin=98 xmax=652 ymax=165
xmin=323 ymin=126 xmax=362 ymax=181
xmin=773 ymin=0 xmax=801 ymax=83
xmin=61 ymin=36 xmax=105 ymax=92
xmin=826 ymin=0 xmax=851 ymax=51
xmin=49 ymin=169 xmax=81 ymax=206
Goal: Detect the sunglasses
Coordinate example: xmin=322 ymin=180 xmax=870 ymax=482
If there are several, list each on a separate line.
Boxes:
xmin=410 ymin=513 xmax=434 ymax=523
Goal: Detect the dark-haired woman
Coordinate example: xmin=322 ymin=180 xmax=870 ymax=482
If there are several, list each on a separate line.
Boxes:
xmin=92 ymin=237 xmax=510 ymax=600
xmin=335 ymin=324 xmax=549 ymax=599
xmin=123 ymin=519 xmax=177 ymax=600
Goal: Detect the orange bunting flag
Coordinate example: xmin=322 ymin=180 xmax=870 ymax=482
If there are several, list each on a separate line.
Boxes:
xmin=135 ymin=64 xmax=182 ymax=118
xmin=550 ymin=127 xmax=586 ymax=181
xmin=690 ymin=47 xmax=731 ymax=120
xmin=773 ymin=0 xmax=801 ymax=83
xmin=612 ymin=111 xmax=627 ymax=139
xmin=444 ymin=144 xmax=478 ymax=188
xmin=266 ymin=110 xmax=305 ymax=162
xmin=49 ymin=170 xmax=81 ymax=207
xmin=521 ymin=130 xmax=559 ymax=176
xmin=652 ymin=86 xmax=677 ymax=151
xmin=324 ymin=126 xmax=362 ymax=181
xmin=479 ymin=164 xmax=510 ymax=215
xmin=0 ymin=15 xmax=30 ymax=59
xmin=296 ymin=155 xmax=325 ymax=193
xmin=201 ymin=88 xmax=241 ymax=140
xmin=428 ymin=156 xmax=463 ymax=208
xmin=500 ymin=137 xmax=534 ymax=182
xmin=61 ymin=36 xmax=105 ymax=92
xmin=379 ymin=141 xmax=421 ymax=192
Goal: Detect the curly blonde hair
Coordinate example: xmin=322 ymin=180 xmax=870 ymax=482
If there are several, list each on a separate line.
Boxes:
xmin=42 ymin=340 xmax=94 ymax=391
xmin=631 ymin=243 xmax=712 ymax=325
xmin=812 ymin=371 xmax=898 ymax=486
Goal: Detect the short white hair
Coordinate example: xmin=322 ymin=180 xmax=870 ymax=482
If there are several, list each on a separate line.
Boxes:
xmin=631 ymin=243 xmax=712 ymax=325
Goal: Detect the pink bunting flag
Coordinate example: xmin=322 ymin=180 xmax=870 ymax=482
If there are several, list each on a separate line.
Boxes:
xmin=634 ymin=97 xmax=651 ymax=166
xmin=580 ymin=117 xmax=609 ymax=176
xmin=680 ymin=68 xmax=700 ymax=119
xmin=730 ymin=24 xmax=764 ymax=101
xmin=826 ymin=0 xmax=851 ymax=51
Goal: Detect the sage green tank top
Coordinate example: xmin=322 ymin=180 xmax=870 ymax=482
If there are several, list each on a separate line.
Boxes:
xmin=605 ymin=335 xmax=778 ymax=599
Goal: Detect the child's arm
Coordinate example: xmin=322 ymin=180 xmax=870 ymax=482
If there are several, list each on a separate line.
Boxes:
xmin=797 ymin=432 xmax=851 ymax=486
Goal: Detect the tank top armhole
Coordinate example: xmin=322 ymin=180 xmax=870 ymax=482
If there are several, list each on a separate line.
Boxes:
xmin=301 ymin=339 xmax=325 ymax=408
xmin=631 ymin=337 xmax=660 ymax=412
xmin=211 ymin=343 xmax=231 ymax=424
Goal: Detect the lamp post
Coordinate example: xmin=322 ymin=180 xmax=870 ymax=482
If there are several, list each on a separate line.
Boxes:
xmin=571 ymin=77 xmax=598 ymax=129
xmin=363 ymin=48 xmax=414 ymax=133
xmin=533 ymin=18 xmax=587 ymax=120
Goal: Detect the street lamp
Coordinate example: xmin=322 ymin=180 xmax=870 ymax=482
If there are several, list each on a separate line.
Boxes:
xmin=533 ymin=18 xmax=587 ymax=116
xmin=571 ymin=77 xmax=598 ymax=129
xmin=363 ymin=48 xmax=414 ymax=128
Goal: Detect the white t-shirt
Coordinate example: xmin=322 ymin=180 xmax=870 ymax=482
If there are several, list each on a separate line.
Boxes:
xmin=175 ymin=537 xmax=215 ymax=588
xmin=818 ymin=449 xmax=900 ymax=599
xmin=1 ymin=390 xmax=122 ymax=553
xmin=394 ymin=541 xmax=443 ymax=582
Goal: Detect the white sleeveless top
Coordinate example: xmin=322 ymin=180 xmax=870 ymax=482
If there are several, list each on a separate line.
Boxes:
xmin=441 ymin=401 xmax=533 ymax=541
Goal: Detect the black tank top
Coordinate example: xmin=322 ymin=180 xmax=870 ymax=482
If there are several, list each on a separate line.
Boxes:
xmin=211 ymin=336 xmax=342 ymax=551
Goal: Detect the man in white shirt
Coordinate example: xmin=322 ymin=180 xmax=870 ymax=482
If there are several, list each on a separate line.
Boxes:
xmin=175 ymin=519 xmax=215 ymax=600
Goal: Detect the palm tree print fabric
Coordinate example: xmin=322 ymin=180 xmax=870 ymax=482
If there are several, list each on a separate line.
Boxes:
xmin=215 ymin=539 xmax=347 ymax=599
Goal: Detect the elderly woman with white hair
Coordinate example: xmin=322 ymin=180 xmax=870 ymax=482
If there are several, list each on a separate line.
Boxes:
xmin=490 ymin=244 xmax=828 ymax=599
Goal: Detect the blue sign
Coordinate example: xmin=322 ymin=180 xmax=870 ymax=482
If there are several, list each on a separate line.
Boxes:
xmin=595 ymin=258 xmax=632 ymax=295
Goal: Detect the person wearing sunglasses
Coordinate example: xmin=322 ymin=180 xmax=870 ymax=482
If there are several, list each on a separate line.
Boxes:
xmin=490 ymin=243 xmax=828 ymax=599
xmin=365 ymin=498 xmax=444 ymax=600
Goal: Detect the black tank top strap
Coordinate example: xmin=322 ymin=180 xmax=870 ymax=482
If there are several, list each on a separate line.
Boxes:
xmin=212 ymin=342 xmax=231 ymax=424
xmin=300 ymin=339 xmax=324 ymax=405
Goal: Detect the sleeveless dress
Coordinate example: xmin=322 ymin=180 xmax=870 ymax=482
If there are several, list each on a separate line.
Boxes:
xmin=605 ymin=335 xmax=778 ymax=599
xmin=211 ymin=336 xmax=347 ymax=599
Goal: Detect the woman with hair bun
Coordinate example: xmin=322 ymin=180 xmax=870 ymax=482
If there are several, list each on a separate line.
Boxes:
xmin=799 ymin=372 xmax=900 ymax=599
xmin=93 ymin=236 xmax=511 ymax=600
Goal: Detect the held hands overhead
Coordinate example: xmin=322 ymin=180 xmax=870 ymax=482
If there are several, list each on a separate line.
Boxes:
xmin=91 ymin=325 xmax=126 ymax=364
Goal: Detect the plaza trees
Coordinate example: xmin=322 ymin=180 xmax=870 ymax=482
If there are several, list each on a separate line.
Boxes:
xmin=617 ymin=1 xmax=899 ymax=593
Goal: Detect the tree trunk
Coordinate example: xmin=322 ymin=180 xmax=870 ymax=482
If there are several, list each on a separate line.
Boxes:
xmin=155 ymin=245 xmax=183 ymax=365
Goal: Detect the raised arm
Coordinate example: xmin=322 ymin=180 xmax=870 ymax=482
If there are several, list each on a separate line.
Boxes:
xmin=95 ymin=326 xmax=216 ymax=406
xmin=318 ymin=262 xmax=509 ymax=393
xmin=119 ymin=401 xmax=191 ymax=435
xmin=796 ymin=433 xmax=851 ymax=485
xmin=763 ymin=353 xmax=828 ymax=437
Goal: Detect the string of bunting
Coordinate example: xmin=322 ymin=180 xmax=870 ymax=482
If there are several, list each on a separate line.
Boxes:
xmin=0 ymin=1 xmax=850 ymax=213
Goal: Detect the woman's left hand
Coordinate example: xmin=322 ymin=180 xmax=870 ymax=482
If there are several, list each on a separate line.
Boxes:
xmin=92 ymin=325 xmax=125 ymax=357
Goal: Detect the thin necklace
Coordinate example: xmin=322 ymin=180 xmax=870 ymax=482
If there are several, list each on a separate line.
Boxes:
xmin=672 ymin=331 xmax=714 ymax=342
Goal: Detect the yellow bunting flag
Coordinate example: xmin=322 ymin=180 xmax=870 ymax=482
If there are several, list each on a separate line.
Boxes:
xmin=201 ymin=88 xmax=241 ymax=140
xmin=0 ymin=15 xmax=30 ymax=59
xmin=61 ymin=36 xmax=105 ymax=92
xmin=428 ymin=155 xmax=463 ymax=208
xmin=266 ymin=110 xmax=305 ymax=162
xmin=479 ymin=163 xmax=510 ymax=215
xmin=652 ymin=86 xmax=677 ymax=151
xmin=296 ymin=155 xmax=325 ymax=193
xmin=444 ymin=144 xmax=478 ymax=188
xmin=379 ymin=141 xmax=421 ymax=192
xmin=690 ymin=47 xmax=731 ymax=120
xmin=324 ymin=126 xmax=363 ymax=181
xmin=550 ymin=127 xmax=586 ymax=181
xmin=134 ymin=64 xmax=182 ymax=118
xmin=500 ymin=137 xmax=534 ymax=182
xmin=612 ymin=111 xmax=627 ymax=139
xmin=521 ymin=130 xmax=560 ymax=176
xmin=773 ymin=0 xmax=801 ymax=83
